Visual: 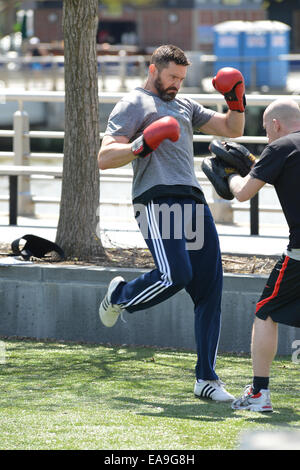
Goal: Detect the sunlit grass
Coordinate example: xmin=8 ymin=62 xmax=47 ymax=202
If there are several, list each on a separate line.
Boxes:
xmin=0 ymin=338 xmax=299 ymax=450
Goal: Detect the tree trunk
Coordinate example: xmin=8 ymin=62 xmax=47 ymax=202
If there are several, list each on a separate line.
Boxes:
xmin=56 ymin=0 xmax=106 ymax=260
xmin=1 ymin=1 xmax=16 ymax=37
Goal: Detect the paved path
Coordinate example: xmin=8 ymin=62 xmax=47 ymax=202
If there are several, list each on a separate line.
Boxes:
xmin=0 ymin=213 xmax=288 ymax=257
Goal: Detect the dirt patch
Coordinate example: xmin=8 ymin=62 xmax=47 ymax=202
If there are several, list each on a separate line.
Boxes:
xmin=0 ymin=242 xmax=276 ymax=275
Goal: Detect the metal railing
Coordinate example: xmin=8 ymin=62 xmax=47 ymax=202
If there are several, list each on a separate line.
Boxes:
xmin=0 ymin=53 xmax=149 ymax=91
xmin=1 ymin=52 xmax=299 ymax=92
xmin=0 ymin=89 xmax=294 ymax=233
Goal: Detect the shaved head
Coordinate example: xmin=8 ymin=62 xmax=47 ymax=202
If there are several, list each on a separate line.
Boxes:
xmin=264 ymin=98 xmax=300 ymax=125
xmin=263 ymin=98 xmax=300 ymax=143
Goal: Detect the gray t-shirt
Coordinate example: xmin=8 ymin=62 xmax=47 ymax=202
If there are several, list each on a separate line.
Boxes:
xmin=104 ymin=87 xmax=215 ymax=203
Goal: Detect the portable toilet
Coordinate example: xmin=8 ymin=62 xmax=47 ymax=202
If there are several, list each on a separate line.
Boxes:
xmin=243 ymin=21 xmax=290 ymax=89
xmin=267 ymin=21 xmax=290 ymax=88
xmin=214 ymin=20 xmax=290 ymax=90
xmin=243 ymin=21 xmax=269 ymax=88
xmin=213 ymin=21 xmax=245 ymax=75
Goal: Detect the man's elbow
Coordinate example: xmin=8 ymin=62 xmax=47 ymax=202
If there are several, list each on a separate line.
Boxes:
xmin=232 ymin=131 xmax=244 ymax=138
xmin=97 ymin=150 xmax=108 ymax=170
xmin=98 ymin=159 xmax=106 ymax=171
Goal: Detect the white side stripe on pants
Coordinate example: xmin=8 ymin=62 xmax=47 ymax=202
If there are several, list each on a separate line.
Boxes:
xmin=149 ymin=201 xmax=173 ymax=284
xmin=123 ymin=201 xmax=173 ymax=308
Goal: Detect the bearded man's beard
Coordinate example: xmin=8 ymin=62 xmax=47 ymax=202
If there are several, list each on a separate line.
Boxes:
xmin=154 ymin=74 xmax=178 ymax=102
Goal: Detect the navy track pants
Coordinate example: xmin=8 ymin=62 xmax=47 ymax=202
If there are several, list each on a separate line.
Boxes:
xmin=111 ymin=197 xmax=223 ymax=380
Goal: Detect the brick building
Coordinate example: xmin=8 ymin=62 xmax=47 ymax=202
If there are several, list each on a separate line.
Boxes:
xmin=135 ymin=2 xmax=266 ymax=52
xmin=31 ymin=1 xmax=268 ymax=52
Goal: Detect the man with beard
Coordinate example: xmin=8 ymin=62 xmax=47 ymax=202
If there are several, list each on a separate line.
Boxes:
xmin=97 ymin=45 xmax=245 ymax=402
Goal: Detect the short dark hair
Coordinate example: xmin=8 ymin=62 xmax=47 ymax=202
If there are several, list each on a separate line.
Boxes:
xmin=150 ymin=45 xmax=190 ymax=70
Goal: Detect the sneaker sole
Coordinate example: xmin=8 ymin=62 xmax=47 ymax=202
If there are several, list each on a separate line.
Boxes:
xmin=231 ymin=404 xmax=273 ymax=412
xmin=99 ymin=276 xmax=124 ymax=327
xmin=99 ymin=298 xmax=120 ymax=326
xmin=99 ymin=308 xmax=120 ymax=327
xmin=194 ymin=393 xmax=235 ymax=403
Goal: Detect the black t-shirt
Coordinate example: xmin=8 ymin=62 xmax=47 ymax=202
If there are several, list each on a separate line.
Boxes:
xmin=250 ymin=131 xmax=300 ymax=249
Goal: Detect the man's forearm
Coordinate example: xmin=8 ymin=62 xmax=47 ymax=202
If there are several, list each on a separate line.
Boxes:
xmin=225 ymin=110 xmax=245 ymax=137
xmin=98 ymin=142 xmax=138 ymax=170
xmin=228 ymin=173 xmax=265 ymax=202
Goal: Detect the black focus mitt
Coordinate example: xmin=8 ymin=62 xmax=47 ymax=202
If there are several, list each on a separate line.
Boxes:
xmin=201 ymin=156 xmax=237 ymax=200
xmin=209 ymin=139 xmax=256 ymax=177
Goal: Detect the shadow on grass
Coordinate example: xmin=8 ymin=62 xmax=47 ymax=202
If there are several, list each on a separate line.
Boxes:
xmin=0 ymin=339 xmax=158 ymax=377
xmin=111 ymin=395 xmax=300 ymax=425
xmin=1 ymin=339 xmax=299 ymax=426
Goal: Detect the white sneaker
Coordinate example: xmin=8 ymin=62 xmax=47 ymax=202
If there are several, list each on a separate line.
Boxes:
xmin=231 ymin=385 xmax=273 ymax=412
xmin=194 ymin=379 xmax=235 ymax=402
xmin=99 ymin=276 xmax=125 ymax=327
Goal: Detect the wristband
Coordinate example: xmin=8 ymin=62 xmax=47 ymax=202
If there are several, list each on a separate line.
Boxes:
xmin=131 ymin=136 xmax=152 ymax=158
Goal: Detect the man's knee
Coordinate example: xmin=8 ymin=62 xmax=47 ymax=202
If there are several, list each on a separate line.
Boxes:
xmin=169 ymin=263 xmax=193 ymax=288
xmin=253 ymin=315 xmax=278 ymax=334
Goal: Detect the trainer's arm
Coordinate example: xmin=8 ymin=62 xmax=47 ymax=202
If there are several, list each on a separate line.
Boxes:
xmin=200 ymin=110 xmax=245 ymax=138
xmin=98 ymin=135 xmax=138 ymax=170
xmin=228 ymin=174 xmax=265 ymax=202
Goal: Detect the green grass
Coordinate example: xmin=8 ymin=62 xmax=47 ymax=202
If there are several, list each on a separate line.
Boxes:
xmin=0 ymin=338 xmax=299 ymax=450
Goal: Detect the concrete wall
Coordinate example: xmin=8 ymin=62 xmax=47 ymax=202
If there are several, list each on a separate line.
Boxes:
xmin=0 ymin=265 xmax=299 ymax=356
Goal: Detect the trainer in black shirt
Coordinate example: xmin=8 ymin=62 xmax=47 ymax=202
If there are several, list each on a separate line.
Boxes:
xmin=228 ymin=98 xmax=300 ymax=413
xmin=250 ymin=131 xmax=300 ymax=250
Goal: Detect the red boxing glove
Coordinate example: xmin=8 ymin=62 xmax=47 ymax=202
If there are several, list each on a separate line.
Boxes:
xmin=131 ymin=116 xmax=180 ymax=158
xmin=212 ymin=67 xmax=246 ymax=113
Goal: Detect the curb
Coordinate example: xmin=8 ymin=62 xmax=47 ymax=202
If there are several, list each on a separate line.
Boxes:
xmin=0 ymin=264 xmax=298 ymax=356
